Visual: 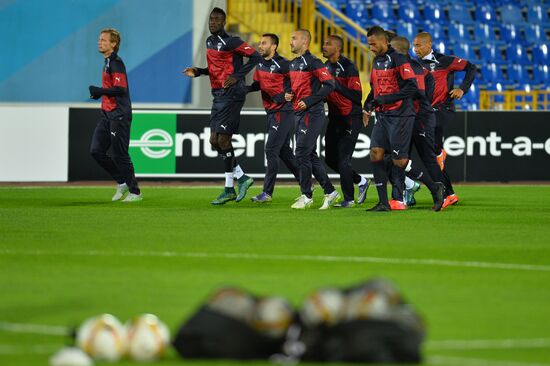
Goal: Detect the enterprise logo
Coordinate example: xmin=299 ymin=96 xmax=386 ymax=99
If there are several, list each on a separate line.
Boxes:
xmin=130 ymin=129 xmax=173 ymax=159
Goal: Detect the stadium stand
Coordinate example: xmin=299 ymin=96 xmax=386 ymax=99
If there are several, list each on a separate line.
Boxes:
xmin=228 ymin=0 xmax=550 ymax=110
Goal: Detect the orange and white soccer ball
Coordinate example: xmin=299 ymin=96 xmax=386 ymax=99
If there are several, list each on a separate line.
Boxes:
xmin=253 ymin=297 xmax=294 ymax=338
xmin=206 ymin=287 xmax=256 ymax=323
xmin=76 ymin=314 xmax=126 ymax=361
xmin=125 ymin=313 xmax=170 ymax=362
xmin=300 ymin=288 xmax=345 ymax=327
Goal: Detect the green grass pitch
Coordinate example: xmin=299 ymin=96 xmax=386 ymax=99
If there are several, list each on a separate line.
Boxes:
xmin=1 ymin=184 xmax=549 ymax=366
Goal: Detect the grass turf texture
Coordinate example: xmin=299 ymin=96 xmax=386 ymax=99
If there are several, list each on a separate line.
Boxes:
xmin=0 ymin=184 xmax=549 ymax=366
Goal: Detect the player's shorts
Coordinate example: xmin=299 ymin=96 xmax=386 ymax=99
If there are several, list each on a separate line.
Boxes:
xmin=210 ymin=98 xmax=245 ymax=134
xmin=370 ymin=114 xmax=414 ymax=159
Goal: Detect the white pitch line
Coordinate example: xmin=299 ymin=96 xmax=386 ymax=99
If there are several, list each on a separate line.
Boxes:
xmin=0 ymin=344 xmax=60 ymax=355
xmin=428 ymin=356 xmax=550 ymax=366
xmin=0 ymin=322 xmax=68 ymax=336
xmin=1 ymin=249 xmax=550 ymax=273
xmin=427 ymin=338 xmax=550 ymax=350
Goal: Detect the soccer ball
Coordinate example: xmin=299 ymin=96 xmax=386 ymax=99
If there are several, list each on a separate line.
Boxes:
xmin=76 ymin=314 xmax=126 ymax=361
xmin=253 ymin=297 xmax=294 ymax=338
xmin=126 ymin=313 xmax=170 ymax=362
xmin=344 ymin=287 xmax=392 ymax=321
xmin=300 ymin=288 xmax=345 ymax=327
xmin=49 ymin=347 xmax=93 ymax=366
xmin=206 ymin=287 xmax=256 ymax=323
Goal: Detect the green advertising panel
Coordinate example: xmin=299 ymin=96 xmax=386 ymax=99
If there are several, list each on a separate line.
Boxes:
xmin=129 ymin=113 xmax=177 ymax=174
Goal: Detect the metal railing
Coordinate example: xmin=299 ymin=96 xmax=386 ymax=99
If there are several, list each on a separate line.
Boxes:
xmin=480 ymin=90 xmax=550 ymax=110
xmin=227 ymin=0 xmax=373 ymax=98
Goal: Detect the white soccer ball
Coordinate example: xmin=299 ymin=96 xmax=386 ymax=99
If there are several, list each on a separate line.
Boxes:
xmin=300 ymin=288 xmax=345 ymax=327
xmin=253 ymin=297 xmax=294 ymax=338
xmin=49 ymin=347 xmax=93 ymax=366
xmin=76 ymin=314 xmax=126 ymax=361
xmin=344 ymin=288 xmax=392 ymax=321
xmin=206 ymin=287 xmax=256 ymax=323
xmin=125 ymin=313 xmax=170 ymax=362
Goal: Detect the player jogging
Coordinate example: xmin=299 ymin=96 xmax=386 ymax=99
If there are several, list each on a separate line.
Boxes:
xmin=183 ymin=8 xmax=262 ymax=205
xmin=89 ymin=28 xmax=141 ymax=202
xmin=322 ymin=35 xmax=370 ymax=208
xmin=246 ymin=33 xmax=300 ymax=203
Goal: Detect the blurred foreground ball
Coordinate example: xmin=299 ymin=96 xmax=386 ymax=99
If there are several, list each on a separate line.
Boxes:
xmin=126 ymin=313 xmax=170 ymax=362
xmin=76 ymin=314 xmax=126 ymax=361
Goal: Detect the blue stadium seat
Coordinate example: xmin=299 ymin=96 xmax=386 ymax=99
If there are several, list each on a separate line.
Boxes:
xmin=398 ymin=2 xmax=422 ymax=24
xmin=474 ymin=23 xmax=504 ymax=45
xmin=453 ymin=43 xmax=477 ymax=62
xmin=524 ymin=24 xmax=547 ymax=45
xmin=396 ymin=22 xmax=418 ymax=42
xmin=499 ymin=4 xmax=526 ymax=25
xmin=423 ymin=22 xmax=447 ymax=42
xmin=500 ymin=24 xmax=525 ymax=45
xmin=479 ymin=44 xmax=506 ymax=65
xmin=506 ymin=44 xmax=530 ymax=65
xmin=433 ymin=40 xmax=448 ymax=54
xmin=481 ymin=63 xmax=503 ymax=83
xmin=448 ymin=22 xmax=477 ymax=45
xmin=372 ymin=2 xmax=395 ymax=24
xmin=507 ymin=64 xmax=531 ymax=85
xmin=527 ymin=5 xmax=550 ymax=26
xmin=532 ymin=44 xmax=550 ymax=65
xmin=448 ymin=4 xmax=475 ymax=25
xmin=345 ymin=2 xmax=366 ymax=24
xmin=423 ymin=3 xmax=448 ymax=23
xmin=475 ymin=4 xmax=498 ymax=24
xmin=534 ymin=65 xmax=550 ymax=88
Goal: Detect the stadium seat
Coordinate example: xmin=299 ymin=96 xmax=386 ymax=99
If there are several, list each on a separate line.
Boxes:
xmin=423 ymin=3 xmax=447 ymax=23
xmin=448 ymin=22 xmax=477 ymax=45
xmin=398 ymin=2 xmax=422 ymax=24
xmin=481 ymin=63 xmax=503 ymax=83
xmin=448 ymin=4 xmax=475 ymax=25
xmin=532 ymin=44 xmax=550 ymax=65
xmin=507 ymin=64 xmax=531 ymax=85
xmin=345 ymin=2 xmax=366 ymax=24
xmin=423 ymin=22 xmax=447 ymax=42
xmin=453 ymin=43 xmax=477 ymax=62
xmin=527 ymin=5 xmax=550 ymax=27
xmin=500 ymin=24 xmax=524 ymax=45
xmin=396 ymin=22 xmax=418 ymax=42
xmin=524 ymin=24 xmax=547 ymax=45
xmin=372 ymin=2 xmax=395 ymax=24
xmin=506 ymin=44 xmax=530 ymax=65
xmin=433 ymin=40 xmax=448 ymax=54
xmin=474 ymin=23 xmax=503 ymax=45
xmin=475 ymin=4 xmax=498 ymax=24
xmin=499 ymin=4 xmax=526 ymax=25
xmin=534 ymin=64 xmax=550 ymax=88
xmin=479 ymin=44 xmax=507 ymax=65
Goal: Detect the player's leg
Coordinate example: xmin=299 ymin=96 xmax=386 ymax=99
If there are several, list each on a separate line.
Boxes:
xmin=334 ymin=117 xmax=362 ymax=207
xmin=391 ymin=116 xmax=444 ymax=211
xmin=307 ymin=110 xmax=338 ymax=210
xmin=109 ymin=116 xmax=141 ymax=202
xmin=367 ymin=114 xmax=391 ymax=211
xmin=255 ymin=113 xmax=281 ymax=201
xmin=89 ymin=114 xmax=127 ymax=201
xmin=292 ymin=113 xmax=314 ymax=209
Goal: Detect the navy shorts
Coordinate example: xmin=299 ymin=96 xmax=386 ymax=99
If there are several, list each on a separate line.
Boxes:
xmin=210 ymin=98 xmax=245 ymax=134
xmin=370 ymin=114 xmax=414 ymax=159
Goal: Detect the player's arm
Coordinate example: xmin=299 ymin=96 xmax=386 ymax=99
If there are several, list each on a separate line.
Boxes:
xmin=89 ymin=60 xmax=128 ymax=98
xmin=183 ymin=67 xmax=209 ymax=77
xmin=246 ymin=69 xmax=261 ymax=93
xmin=300 ymin=61 xmax=335 ymax=108
xmin=272 ymin=63 xmax=291 ymax=103
xmin=362 ymin=88 xmax=374 ymax=127
xmin=334 ymin=64 xmax=362 ymax=105
xmin=373 ymin=63 xmax=417 ymax=105
xmin=448 ymin=56 xmax=477 ymax=99
xmin=224 ymin=38 xmax=262 ymax=88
